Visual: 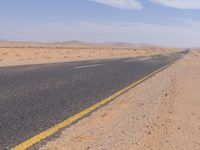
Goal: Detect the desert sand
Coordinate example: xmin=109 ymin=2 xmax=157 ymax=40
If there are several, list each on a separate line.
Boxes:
xmin=0 ymin=47 xmax=178 ymax=67
xmin=40 ymin=50 xmax=200 ymax=150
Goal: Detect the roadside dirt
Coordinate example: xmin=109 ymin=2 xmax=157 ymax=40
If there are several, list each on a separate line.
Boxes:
xmin=40 ymin=50 xmax=200 ymax=150
xmin=0 ymin=47 xmax=178 ymax=67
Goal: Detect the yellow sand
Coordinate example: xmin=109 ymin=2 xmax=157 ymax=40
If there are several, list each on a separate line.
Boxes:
xmin=0 ymin=47 xmax=178 ymax=67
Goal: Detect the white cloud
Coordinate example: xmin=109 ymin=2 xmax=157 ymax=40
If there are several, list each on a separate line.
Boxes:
xmin=87 ymin=0 xmax=200 ymax=10
xmin=149 ymin=0 xmax=200 ymax=9
xmin=87 ymin=0 xmax=143 ymax=10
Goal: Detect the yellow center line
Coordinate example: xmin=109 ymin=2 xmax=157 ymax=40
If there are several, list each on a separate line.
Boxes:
xmin=12 ymin=60 xmax=176 ymax=150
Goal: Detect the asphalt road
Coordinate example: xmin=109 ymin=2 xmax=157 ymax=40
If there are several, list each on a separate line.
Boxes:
xmin=0 ymin=50 xmax=188 ymax=149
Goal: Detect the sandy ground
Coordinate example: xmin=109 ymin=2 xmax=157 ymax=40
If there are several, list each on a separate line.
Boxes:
xmin=40 ymin=50 xmax=200 ymax=150
xmin=0 ymin=47 xmax=178 ymax=67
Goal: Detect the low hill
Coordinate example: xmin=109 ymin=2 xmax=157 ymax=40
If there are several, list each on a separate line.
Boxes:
xmin=0 ymin=40 xmax=159 ymax=49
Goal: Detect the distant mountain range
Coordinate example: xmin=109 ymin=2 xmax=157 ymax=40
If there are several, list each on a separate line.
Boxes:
xmin=0 ymin=39 xmax=159 ymax=48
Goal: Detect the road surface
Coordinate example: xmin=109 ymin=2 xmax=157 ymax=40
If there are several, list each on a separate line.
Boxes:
xmin=0 ymin=50 xmax=188 ymax=149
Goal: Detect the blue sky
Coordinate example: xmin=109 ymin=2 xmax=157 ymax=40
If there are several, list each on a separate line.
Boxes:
xmin=1 ymin=0 xmax=200 ymax=47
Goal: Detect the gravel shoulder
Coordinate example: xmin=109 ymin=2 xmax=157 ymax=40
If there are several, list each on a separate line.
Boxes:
xmin=40 ymin=50 xmax=200 ymax=150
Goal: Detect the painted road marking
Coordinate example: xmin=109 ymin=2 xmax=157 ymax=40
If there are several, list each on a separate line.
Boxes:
xmin=122 ymin=59 xmax=136 ymax=63
xmin=110 ymin=58 xmax=127 ymax=61
xmin=12 ymin=60 xmax=176 ymax=150
xmin=91 ymin=60 xmax=100 ymax=63
xmin=74 ymin=64 xmax=103 ymax=69
xmin=123 ymin=57 xmax=152 ymax=63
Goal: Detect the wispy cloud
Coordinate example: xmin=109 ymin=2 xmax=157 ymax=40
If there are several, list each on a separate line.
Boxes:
xmin=87 ymin=0 xmax=143 ymax=10
xmin=149 ymin=0 xmax=200 ymax=9
xmin=87 ymin=0 xmax=200 ymax=10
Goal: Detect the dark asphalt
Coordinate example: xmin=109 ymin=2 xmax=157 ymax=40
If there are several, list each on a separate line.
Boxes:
xmin=0 ymin=50 xmax=188 ymax=149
